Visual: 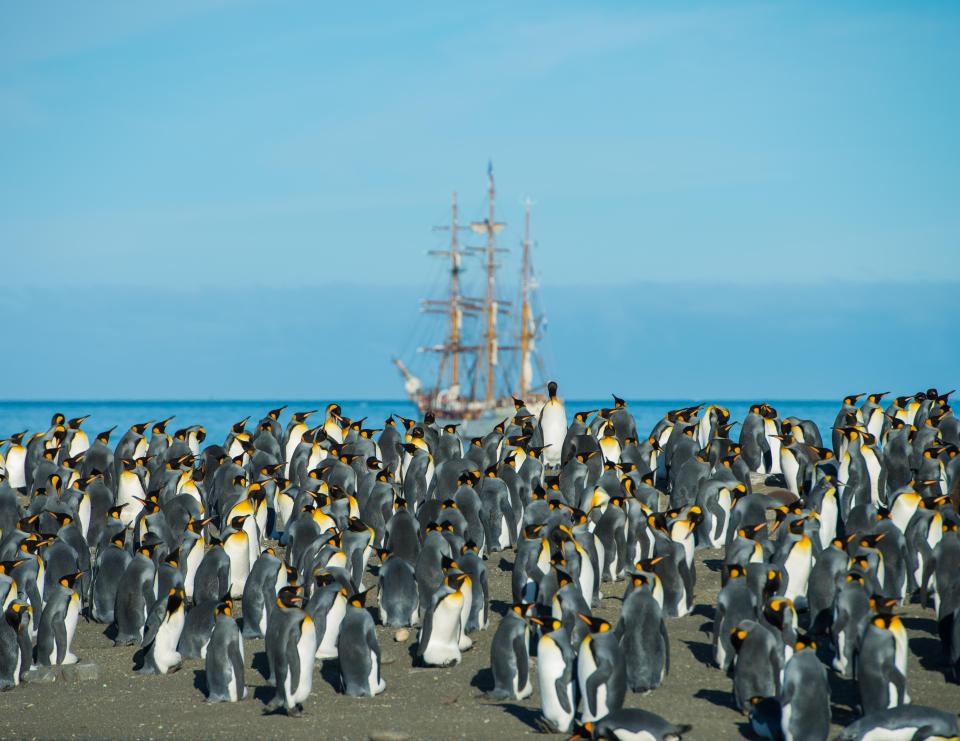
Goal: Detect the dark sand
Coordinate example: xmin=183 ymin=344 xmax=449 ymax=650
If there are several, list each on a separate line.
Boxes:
xmin=2 ymin=542 xmax=959 ymax=741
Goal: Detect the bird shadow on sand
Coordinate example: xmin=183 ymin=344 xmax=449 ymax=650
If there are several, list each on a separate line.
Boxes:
xmin=704 ymin=558 xmax=724 ymax=573
xmin=470 ymin=666 xmax=493 ymax=693
xmin=251 ymin=651 xmax=271 ymax=681
xmin=683 ymin=639 xmax=715 ymax=667
xmin=318 ymin=658 xmax=341 ymax=690
xmin=497 ymin=703 xmax=541 ymax=732
xmin=826 ymin=672 xmax=860 ymax=723
xmin=193 ymin=669 xmax=208 ymax=695
xmin=902 ymin=615 xmax=947 ymax=674
xmin=693 ymin=687 xmax=736 ymax=710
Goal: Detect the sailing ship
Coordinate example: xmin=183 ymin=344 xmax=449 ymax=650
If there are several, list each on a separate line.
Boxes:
xmin=393 ymin=165 xmax=548 ymax=421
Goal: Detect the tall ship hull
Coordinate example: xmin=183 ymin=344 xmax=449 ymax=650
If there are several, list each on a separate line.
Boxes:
xmin=393 ymin=165 xmax=548 ymax=422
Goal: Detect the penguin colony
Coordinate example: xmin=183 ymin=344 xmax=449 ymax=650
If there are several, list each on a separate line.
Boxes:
xmin=0 ymin=384 xmax=959 ymax=741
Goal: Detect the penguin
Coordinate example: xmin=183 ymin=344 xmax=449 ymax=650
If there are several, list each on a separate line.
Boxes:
xmin=836 ymin=705 xmax=959 ymax=741
xmin=573 ymin=709 xmax=692 ymax=741
xmin=617 ymin=576 xmax=669 ymax=692
xmin=90 ymin=532 xmax=131 ymax=624
xmin=0 ymin=601 xmax=29 ymax=688
xmin=205 ymin=600 xmax=247 ymax=702
xmin=305 ymin=573 xmax=348 ymax=660
xmin=35 ymin=570 xmax=83 ymax=665
xmin=780 ymin=636 xmax=830 ymax=741
xmin=539 ymin=381 xmax=568 ymax=470
xmin=377 ymin=549 xmax=419 ymax=628
xmin=265 ymin=585 xmax=317 ymax=716
xmin=337 ymin=589 xmax=386 ymax=697
xmin=241 ymin=548 xmax=286 ymax=639
xmin=416 ymin=578 xmax=464 ymax=667
xmin=831 ymin=570 xmax=872 ymax=678
xmin=178 ymin=597 xmax=225 ymax=660
xmin=730 ymin=620 xmax=783 ymax=713
xmin=192 ymin=539 xmax=232 ymax=606
xmin=713 ymin=565 xmax=757 ymax=673
xmin=856 ymin=611 xmax=910 ymax=715
xmin=535 ymin=617 xmax=577 ymax=734
xmin=487 ymin=602 xmax=533 ymax=700
xmin=113 ymin=544 xmax=158 ymax=646
xmin=221 ymin=515 xmax=252 ymax=599
xmin=2 ymin=432 xmax=28 ymax=491
xmin=577 ymin=614 xmax=627 ymax=723
xmin=138 ymin=588 xmax=187 ymax=675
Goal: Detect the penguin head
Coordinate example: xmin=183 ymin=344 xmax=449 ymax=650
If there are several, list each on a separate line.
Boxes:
xmin=215 ymin=600 xmax=233 ymax=617
xmin=869 ymin=595 xmax=898 ymax=615
xmin=462 ymin=541 xmax=480 ymax=555
xmin=0 ymin=559 xmax=27 ymax=575
xmin=631 ymin=573 xmax=650 ymax=590
xmin=859 ymin=533 xmax=885 ymax=551
xmin=131 ymin=421 xmax=151 ymax=436
xmin=725 ymin=565 xmax=745 ymax=580
xmin=567 ymin=721 xmax=593 ymax=740
xmin=277 ymin=585 xmax=304 ymax=608
xmin=348 ymin=589 xmax=370 ymax=608
xmin=440 ymin=555 xmax=459 ymax=572
xmin=166 ymin=588 xmax=186 ymax=613
xmin=573 ymin=410 xmax=596 ymax=423
xmin=5 ymin=601 xmax=31 ymax=627
xmin=58 ymin=571 xmax=85 ymax=590
xmin=794 ymin=635 xmax=817 ymax=652
xmin=138 ymin=544 xmax=156 ymax=560
xmin=635 ymin=556 xmax=664 ymax=574
xmin=510 ymin=602 xmax=534 ymax=619
xmin=547 ymin=381 xmax=558 ymax=399
xmin=764 ymin=598 xmax=795 ymax=629
xmin=730 ymin=626 xmax=750 ymax=652
xmin=579 ymin=614 xmax=611 ymax=634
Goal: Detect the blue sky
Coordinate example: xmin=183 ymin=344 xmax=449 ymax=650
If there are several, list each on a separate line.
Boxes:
xmin=1 ymin=1 xmax=958 ymax=399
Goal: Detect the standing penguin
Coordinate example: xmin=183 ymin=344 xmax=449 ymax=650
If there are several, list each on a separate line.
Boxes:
xmin=487 ymin=602 xmax=534 ymax=700
xmin=539 ymin=381 xmax=568 ymax=470
xmin=265 ymin=585 xmax=317 ymax=716
xmin=113 ymin=544 xmax=158 ymax=646
xmin=780 ymin=636 xmax=830 ymax=741
xmin=417 ymin=578 xmax=465 ymax=667
xmin=857 ymin=611 xmax=910 ymax=715
xmin=36 ymin=570 xmax=83 ymax=666
xmin=337 ymin=590 xmax=386 ymax=697
xmin=90 ymin=533 xmax=131 ymax=624
xmin=577 ymin=615 xmax=626 ymax=723
xmin=205 ymin=601 xmax=246 ymax=702
xmin=377 ymin=549 xmax=419 ymax=628
xmin=535 ymin=617 xmax=577 ymax=733
xmin=618 ymin=577 xmax=669 ymax=692
xmin=0 ymin=601 xmax=30 ymax=688
xmin=138 ymin=588 xmax=187 ymax=675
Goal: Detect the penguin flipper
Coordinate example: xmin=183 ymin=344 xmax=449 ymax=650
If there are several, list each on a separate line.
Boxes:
xmin=554 ymin=675 xmax=572 ymax=714
xmin=660 ymin=618 xmax=670 ymax=676
xmin=416 ymin=611 xmax=434 ymax=659
xmin=512 ymin=633 xmax=528 ymax=694
xmin=227 ymin=635 xmax=245 ymax=694
xmin=53 ymin=616 xmax=68 ymax=665
xmin=285 ymin=630 xmax=301 ymax=699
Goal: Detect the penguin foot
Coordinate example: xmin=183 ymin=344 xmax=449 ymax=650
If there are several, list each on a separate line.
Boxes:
xmin=534 ymin=717 xmax=560 ymax=734
xmin=286 ymin=703 xmax=304 ymax=717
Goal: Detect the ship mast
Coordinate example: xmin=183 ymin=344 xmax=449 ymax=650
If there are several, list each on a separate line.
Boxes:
xmin=470 ymin=163 xmax=506 ymax=403
xmin=518 ymin=198 xmax=533 ymax=399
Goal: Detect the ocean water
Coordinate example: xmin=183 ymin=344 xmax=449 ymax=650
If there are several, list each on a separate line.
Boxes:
xmin=0 ymin=399 xmax=842 ymax=447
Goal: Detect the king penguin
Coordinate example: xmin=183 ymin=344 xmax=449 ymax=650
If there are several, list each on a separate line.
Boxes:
xmin=138 ymin=588 xmax=187 ymax=675
xmin=205 ymin=600 xmax=246 ymax=702
xmin=265 ymin=585 xmax=317 ymax=716
xmin=539 ymin=381 xmax=568 ymax=470
xmin=337 ymin=589 xmax=386 ymax=697
xmin=487 ymin=602 xmax=534 ymax=700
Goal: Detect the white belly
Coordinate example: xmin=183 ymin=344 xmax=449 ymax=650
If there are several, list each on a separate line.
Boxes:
xmin=62 ymin=594 xmax=80 ymax=664
xmin=117 ymin=473 xmax=146 ymax=527
xmin=290 ymin=619 xmax=317 ymax=705
xmin=6 ymin=447 xmax=26 ymax=488
xmin=316 ymin=596 xmax=346 ymax=659
xmin=154 ymin=611 xmax=185 ymax=673
xmin=420 ymin=598 xmax=462 ymax=666
xmin=368 ymin=648 xmax=386 ymax=695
